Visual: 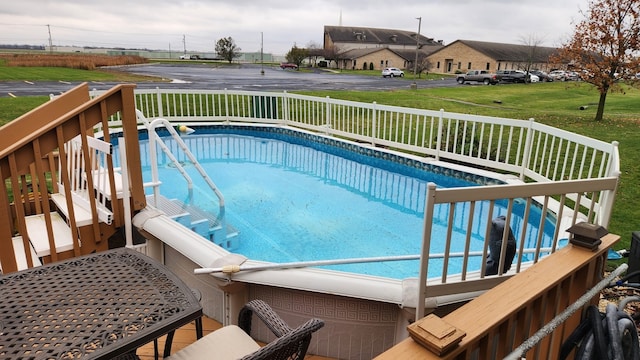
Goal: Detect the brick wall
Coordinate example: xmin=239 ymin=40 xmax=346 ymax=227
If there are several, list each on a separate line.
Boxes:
xmin=427 ymin=42 xmax=495 ymax=74
xmin=427 ymin=42 xmax=555 ymax=74
xmin=344 ymin=50 xmax=407 ymax=71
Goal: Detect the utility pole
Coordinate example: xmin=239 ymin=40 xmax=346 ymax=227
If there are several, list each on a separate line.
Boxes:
xmin=260 ymin=32 xmax=265 ymax=75
xmin=182 ymin=35 xmax=186 ymax=57
xmin=47 ymin=24 xmax=53 ymax=53
xmin=413 ymin=17 xmax=422 ymax=78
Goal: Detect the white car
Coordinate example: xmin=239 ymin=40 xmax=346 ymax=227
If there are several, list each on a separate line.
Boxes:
xmin=382 ymin=67 xmax=404 ymax=78
xmin=529 ymin=74 xmax=540 ymax=83
xmin=549 ymin=70 xmax=568 ymax=81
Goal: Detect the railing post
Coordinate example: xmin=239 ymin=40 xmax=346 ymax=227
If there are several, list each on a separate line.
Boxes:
xmin=598 ymin=141 xmax=620 ymax=227
xmin=371 ymin=101 xmax=377 ymax=147
xmin=520 ymin=117 xmax=535 ymax=181
xmin=325 ymin=96 xmax=332 ymax=135
xmin=224 ymin=88 xmax=230 ymax=124
xmin=599 ymin=177 xmax=620 ymax=228
xmin=416 ymin=182 xmax=437 ymax=320
xmin=155 ymin=87 xmax=164 ymax=118
xmin=435 ymin=109 xmax=444 ymax=161
xmin=282 ymin=91 xmax=289 ymax=125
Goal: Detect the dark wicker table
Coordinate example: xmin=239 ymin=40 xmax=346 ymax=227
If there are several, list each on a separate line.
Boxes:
xmin=0 ymin=248 xmax=203 ymax=359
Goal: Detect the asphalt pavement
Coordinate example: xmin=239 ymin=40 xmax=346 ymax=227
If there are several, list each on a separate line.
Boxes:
xmin=0 ymin=63 xmax=457 ymax=97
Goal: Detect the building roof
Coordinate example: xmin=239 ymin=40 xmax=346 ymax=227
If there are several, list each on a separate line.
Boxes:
xmin=324 ymin=25 xmax=441 ymax=47
xmin=339 ymin=47 xmax=411 ymax=60
xmin=437 ymin=40 xmax=560 ymax=62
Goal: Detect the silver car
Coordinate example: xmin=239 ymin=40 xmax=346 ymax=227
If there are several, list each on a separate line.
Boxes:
xmin=382 ymin=67 xmax=404 ymax=78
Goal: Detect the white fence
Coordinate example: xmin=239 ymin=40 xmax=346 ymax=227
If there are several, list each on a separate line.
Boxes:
xmin=94 ymin=88 xmax=620 ymax=313
xmin=120 ymin=89 xmax=617 ymax=177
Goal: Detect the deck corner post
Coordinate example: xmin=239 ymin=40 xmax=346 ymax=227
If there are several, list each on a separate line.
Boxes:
xmin=416 ymin=182 xmax=437 ymax=320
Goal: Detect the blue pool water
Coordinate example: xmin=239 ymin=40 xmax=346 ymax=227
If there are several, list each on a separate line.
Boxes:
xmin=126 ymin=127 xmax=556 ymax=280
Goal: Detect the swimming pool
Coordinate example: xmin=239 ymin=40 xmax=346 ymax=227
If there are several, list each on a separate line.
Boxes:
xmin=127 ymin=126 xmax=557 ymax=280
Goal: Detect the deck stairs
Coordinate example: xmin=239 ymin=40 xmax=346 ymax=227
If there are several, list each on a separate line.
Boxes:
xmin=17 ymin=135 xmax=124 ymax=267
xmin=146 ymin=194 xmax=240 ymax=250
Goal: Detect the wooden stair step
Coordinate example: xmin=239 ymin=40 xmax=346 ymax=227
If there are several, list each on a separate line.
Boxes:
xmin=0 ymin=237 xmax=42 ymax=273
xmin=26 ymin=212 xmax=74 ymax=257
xmin=51 ymin=193 xmax=94 ymax=226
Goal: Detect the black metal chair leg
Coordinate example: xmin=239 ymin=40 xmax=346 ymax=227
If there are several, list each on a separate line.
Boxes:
xmin=163 ymin=330 xmax=176 ymax=358
xmin=195 ymin=317 xmax=203 ymax=339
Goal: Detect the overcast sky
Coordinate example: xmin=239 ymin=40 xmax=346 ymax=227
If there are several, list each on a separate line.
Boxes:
xmin=0 ymin=0 xmax=590 ymax=55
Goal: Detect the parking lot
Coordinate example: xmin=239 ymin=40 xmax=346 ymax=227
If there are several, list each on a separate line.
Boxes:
xmin=0 ymin=63 xmax=458 ymax=97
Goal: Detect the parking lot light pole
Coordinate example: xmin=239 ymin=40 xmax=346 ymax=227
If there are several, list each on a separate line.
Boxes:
xmin=261 ymin=32 xmax=265 ymax=76
xmin=413 ymin=17 xmax=422 ymax=78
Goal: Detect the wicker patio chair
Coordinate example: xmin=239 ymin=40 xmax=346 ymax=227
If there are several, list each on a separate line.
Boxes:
xmin=165 ymin=299 xmax=324 ymax=360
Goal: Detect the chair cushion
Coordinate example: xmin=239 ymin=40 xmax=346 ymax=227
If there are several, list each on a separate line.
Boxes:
xmin=165 ymin=325 xmax=261 ymax=360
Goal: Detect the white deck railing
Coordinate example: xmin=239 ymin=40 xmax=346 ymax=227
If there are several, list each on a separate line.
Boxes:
xmin=92 ymin=88 xmax=620 ymax=309
xmin=100 ymin=89 xmax=618 ymax=170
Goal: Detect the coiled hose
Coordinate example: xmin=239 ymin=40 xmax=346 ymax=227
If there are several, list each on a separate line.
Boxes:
xmin=560 ymin=302 xmax=640 ymax=359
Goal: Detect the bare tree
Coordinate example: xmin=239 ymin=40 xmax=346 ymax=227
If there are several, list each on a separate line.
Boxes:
xmin=306 ymin=41 xmax=322 ymax=67
xmin=415 ymin=56 xmax=433 ymax=78
xmin=323 ymin=44 xmax=342 ymax=69
xmin=519 ymin=34 xmax=546 ymax=82
xmin=553 ymin=0 xmax=640 ymax=121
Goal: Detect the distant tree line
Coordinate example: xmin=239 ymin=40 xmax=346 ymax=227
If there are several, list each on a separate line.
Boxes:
xmin=0 ymin=44 xmax=45 ymax=50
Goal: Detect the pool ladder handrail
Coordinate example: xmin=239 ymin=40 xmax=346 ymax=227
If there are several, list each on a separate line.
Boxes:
xmin=137 ymin=110 xmax=226 ymax=224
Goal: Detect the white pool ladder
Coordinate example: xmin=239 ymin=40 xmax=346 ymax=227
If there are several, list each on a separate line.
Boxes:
xmin=136 ymin=110 xmax=227 ymax=240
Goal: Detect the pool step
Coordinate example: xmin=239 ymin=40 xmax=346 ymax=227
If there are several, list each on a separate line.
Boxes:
xmin=175 ymin=201 xmax=240 ymax=250
xmin=145 ymin=195 xmax=193 ymax=228
xmin=146 ymin=195 xmax=239 ymax=250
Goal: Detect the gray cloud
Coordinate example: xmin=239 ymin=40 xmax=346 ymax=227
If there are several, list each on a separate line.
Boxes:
xmin=0 ymin=0 xmax=589 ymax=55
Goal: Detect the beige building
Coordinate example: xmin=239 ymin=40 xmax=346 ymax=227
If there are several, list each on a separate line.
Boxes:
xmin=337 ymin=47 xmax=408 ymax=70
xmin=426 ymin=40 xmax=560 ymax=74
xmin=323 ymin=25 xmax=444 ymax=70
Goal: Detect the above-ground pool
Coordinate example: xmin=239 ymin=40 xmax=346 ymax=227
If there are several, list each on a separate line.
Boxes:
xmin=125 ymin=126 xmax=557 ymax=280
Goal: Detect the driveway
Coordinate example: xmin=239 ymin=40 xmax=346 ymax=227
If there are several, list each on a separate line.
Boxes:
xmin=0 ymin=63 xmax=456 ymax=97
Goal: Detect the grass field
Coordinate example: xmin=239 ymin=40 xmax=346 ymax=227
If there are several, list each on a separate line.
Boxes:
xmin=0 ymin=61 xmax=638 ymax=254
xmin=0 ymin=53 xmax=162 ymax=82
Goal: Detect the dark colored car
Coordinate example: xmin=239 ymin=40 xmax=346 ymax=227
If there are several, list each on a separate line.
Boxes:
xmin=280 ymin=63 xmax=298 ymax=70
xmin=496 ymin=70 xmax=529 ymax=83
xmin=565 ymin=71 xmax=581 ymax=81
xmin=530 ymin=70 xmax=552 ymax=82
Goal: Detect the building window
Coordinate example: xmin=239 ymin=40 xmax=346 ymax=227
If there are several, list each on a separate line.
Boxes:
xmin=467 ymin=62 xmax=471 ymax=70
xmin=437 ymin=61 xmax=440 ymax=69
xmin=458 ymin=62 xmax=461 ymax=69
xmin=486 ymin=63 xmax=490 ymax=70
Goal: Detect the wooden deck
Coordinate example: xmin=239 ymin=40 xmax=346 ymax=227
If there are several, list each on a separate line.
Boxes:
xmin=136 ymin=315 xmax=333 ymax=359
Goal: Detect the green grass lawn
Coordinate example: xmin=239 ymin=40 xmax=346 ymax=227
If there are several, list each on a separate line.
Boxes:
xmin=1 ymin=67 xmax=638 ymax=254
